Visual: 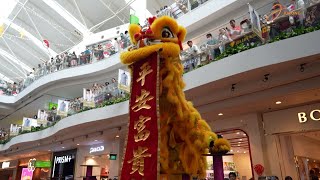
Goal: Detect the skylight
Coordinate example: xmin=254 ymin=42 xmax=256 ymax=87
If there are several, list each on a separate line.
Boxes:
xmin=0 ymin=0 xmax=18 ymax=26
xmin=41 ymin=0 xmax=90 ymax=37
xmin=127 ymin=0 xmax=152 ymax=25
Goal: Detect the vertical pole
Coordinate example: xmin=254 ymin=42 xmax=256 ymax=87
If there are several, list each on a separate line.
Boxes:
xmin=214 ymin=155 xmax=224 ymax=180
xmin=187 ymin=0 xmax=191 ymax=12
xmin=182 ymin=174 xmax=191 ymax=180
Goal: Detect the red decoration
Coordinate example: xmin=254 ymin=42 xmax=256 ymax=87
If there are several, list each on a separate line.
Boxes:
xmin=43 ymin=40 xmax=49 ymax=48
xmin=254 ymin=164 xmax=264 ymax=176
xmin=120 ymin=52 xmax=160 ymax=179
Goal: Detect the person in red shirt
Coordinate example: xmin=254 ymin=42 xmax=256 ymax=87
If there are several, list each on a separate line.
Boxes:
xmin=228 ymin=19 xmax=242 ymax=40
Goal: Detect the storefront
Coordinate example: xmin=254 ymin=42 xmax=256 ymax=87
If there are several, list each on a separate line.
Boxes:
xmin=263 ymin=102 xmax=320 ymax=180
xmin=205 ymin=129 xmax=253 ymax=179
xmin=75 ymin=141 xmax=120 ymax=180
xmin=16 ymin=153 xmax=52 ymax=180
xmin=51 ymin=149 xmax=77 ymax=180
xmin=0 ymin=160 xmax=18 ymax=180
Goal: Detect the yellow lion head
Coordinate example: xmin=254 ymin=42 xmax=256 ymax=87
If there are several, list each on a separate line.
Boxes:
xmin=120 ymin=16 xmax=187 ymax=65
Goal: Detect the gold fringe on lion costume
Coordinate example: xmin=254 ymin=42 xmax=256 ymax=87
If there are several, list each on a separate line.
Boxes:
xmin=121 ymin=16 xmax=230 ymax=178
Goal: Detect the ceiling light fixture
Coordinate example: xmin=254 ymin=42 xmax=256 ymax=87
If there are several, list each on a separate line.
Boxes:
xmin=218 ymin=113 xmax=223 ymax=116
xmin=300 ymin=63 xmax=306 ymax=72
xmin=276 ymin=101 xmax=282 ymax=105
xmin=94 ymin=140 xmax=98 ymax=142
xmin=240 ymin=139 xmax=243 ymax=141
xmin=243 ymin=133 xmax=246 ymax=136
xmin=77 ymin=144 xmax=80 ymax=146
xmin=244 ymin=151 xmax=246 ymax=153
xmin=238 ymin=144 xmax=240 ymax=146
xmin=62 ymin=147 xmax=65 ymax=149
xmin=237 ymin=150 xmax=239 ymax=153
xmin=116 ymin=135 xmax=120 ymax=138
xmin=236 ymin=132 xmax=240 ymax=135
xmin=231 ymin=83 xmax=236 ymax=91
xmin=262 ymin=73 xmax=270 ymax=82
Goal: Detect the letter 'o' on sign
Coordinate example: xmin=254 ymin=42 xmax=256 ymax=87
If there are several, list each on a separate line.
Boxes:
xmin=310 ymin=110 xmax=320 ymax=121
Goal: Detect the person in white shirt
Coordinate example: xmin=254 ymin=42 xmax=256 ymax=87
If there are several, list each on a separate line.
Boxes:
xmin=113 ymin=38 xmax=120 ymax=52
xmin=187 ymin=40 xmax=200 ymax=70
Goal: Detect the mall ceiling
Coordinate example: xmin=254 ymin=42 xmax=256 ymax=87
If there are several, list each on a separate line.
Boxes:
xmin=0 ymin=0 xmax=173 ymax=83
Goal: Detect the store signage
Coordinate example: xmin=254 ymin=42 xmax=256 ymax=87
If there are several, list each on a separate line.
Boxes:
xmin=28 ymin=158 xmax=36 ymax=172
xmin=109 ymin=153 xmax=117 ymax=160
xmin=2 ymin=161 xmax=10 ymax=168
xmin=54 ymin=155 xmax=72 ymax=164
xmin=35 ymin=161 xmax=51 ymax=168
xmin=298 ymin=109 xmax=320 ymax=123
xmin=21 ymin=168 xmax=33 ymax=180
xmin=89 ymin=145 xmax=105 ymax=153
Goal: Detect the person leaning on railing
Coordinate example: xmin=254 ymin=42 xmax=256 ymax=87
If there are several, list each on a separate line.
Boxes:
xmin=187 ymin=40 xmax=201 ymax=70
xmin=206 ymin=33 xmax=220 ymax=61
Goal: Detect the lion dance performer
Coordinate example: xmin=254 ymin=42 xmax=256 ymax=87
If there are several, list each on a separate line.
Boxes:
xmin=120 ymin=16 xmax=230 ymax=179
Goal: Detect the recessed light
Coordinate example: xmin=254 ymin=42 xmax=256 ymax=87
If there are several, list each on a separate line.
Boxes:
xmin=94 ymin=140 xmax=98 ymax=142
xmin=243 ymin=133 xmax=246 ymax=136
xmin=236 ymin=132 xmax=240 ymax=135
xmin=238 ymin=142 xmax=241 ymax=144
xmin=116 ymin=135 xmax=120 ymax=138
xmin=275 ymin=101 xmax=282 ymax=105
xmin=218 ymin=113 xmax=223 ymax=116
xmin=307 ymin=159 xmax=309 ymax=161
xmin=48 ymin=150 xmax=51 ymax=151
xmin=244 ymin=151 xmax=246 ymax=153
xmin=62 ymin=147 xmax=65 ymax=149
xmin=77 ymin=144 xmax=80 ymax=146
xmin=240 ymin=139 xmax=243 ymax=141
xmin=92 ymin=157 xmax=95 ymax=159
xmin=238 ymin=144 xmax=240 ymax=146
xmin=314 ymin=160 xmax=316 ymax=163
xmin=237 ymin=150 xmax=239 ymax=152
xmin=230 ymin=150 xmax=233 ymax=152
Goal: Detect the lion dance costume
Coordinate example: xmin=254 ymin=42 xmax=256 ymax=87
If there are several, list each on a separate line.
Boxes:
xmin=120 ymin=16 xmax=230 ymax=179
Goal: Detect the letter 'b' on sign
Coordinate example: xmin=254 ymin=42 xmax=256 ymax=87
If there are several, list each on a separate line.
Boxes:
xmin=298 ymin=112 xmax=307 ymax=123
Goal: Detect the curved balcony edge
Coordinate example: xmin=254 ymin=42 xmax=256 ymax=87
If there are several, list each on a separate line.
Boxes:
xmin=0 ymin=30 xmax=319 ymax=151
xmin=0 ymin=101 xmax=129 ymax=152
xmin=184 ymin=30 xmax=320 ymax=90
xmin=0 ymin=53 xmax=122 ymax=104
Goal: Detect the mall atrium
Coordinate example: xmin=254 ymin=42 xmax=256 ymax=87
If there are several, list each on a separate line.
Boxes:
xmin=0 ymin=0 xmax=320 ymax=179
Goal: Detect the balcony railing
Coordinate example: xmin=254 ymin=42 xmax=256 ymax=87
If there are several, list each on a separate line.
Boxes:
xmin=1 ymin=0 xmax=320 ymax=146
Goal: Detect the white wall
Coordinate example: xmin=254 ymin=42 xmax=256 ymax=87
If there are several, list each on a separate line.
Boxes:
xmin=233 ymin=153 xmax=252 ymax=180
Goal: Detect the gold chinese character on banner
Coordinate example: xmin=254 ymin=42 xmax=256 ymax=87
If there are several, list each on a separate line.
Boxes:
xmin=134 ymin=116 xmax=151 ymax=132
xmin=137 ymin=62 xmax=153 ymax=86
xmin=134 ymin=130 xmax=150 ymax=142
xmin=127 ymin=146 xmax=152 ymax=176
xmin=131 ymin=89 xmax=154 ymax=112
xmin=134 ymin=116 xmax=151 ymax=142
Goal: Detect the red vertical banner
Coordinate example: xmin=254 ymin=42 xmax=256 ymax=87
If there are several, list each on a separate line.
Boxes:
xmin=120 ymin=52 xmax=160 ymax=180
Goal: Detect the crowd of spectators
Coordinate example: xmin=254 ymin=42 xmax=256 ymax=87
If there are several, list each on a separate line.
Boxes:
xmin=0 ymin=31 xmax=131 ymax=96
xmin=0 ymin=79 xmax=128 ymax=139
xmin=0 ymin=0 xmax=313 ymax=95
xmin=182 ymin=0 xmax=308 ymax=71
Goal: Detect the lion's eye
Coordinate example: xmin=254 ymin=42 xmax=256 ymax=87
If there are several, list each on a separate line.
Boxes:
xmin=161 ymin=27 xmax=173 ymax=38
